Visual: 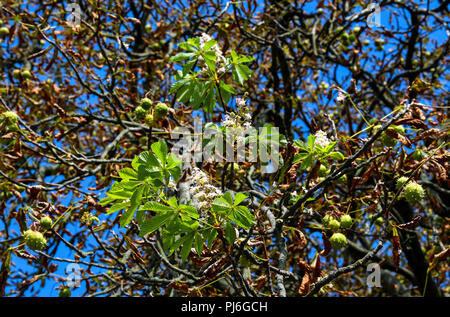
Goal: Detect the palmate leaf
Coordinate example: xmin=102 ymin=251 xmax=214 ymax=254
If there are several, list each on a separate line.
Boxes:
xmin=234 ymin=192 xmax=248 ymax=206
xmin=139 ymin=212 xmax=174 ymax=237
xmin=107 ymin=201 xmax=130 ymax=215
xmin=170 ymin=78 xmax=190 ymax=94
xmin=120 ymin=184 xmax=145 ymax=227
xmin=225 ymin=221 xmax=236 ymax=245
xmin=151 ymin=139 xmax=168 ymax=165
xmin=169 ymin=52 xmax=196 ymax=63
xmin=230 ymin=205 xmax=254 ymax=230
xmin=118 ymin=167 xmax=138 ymax=180
xmin=180 ymin=232 xmax=195 ymax=262
xmin=203 ymin=39 xmax=217 ymax=51
xmin=203 ymin=82 xmax=216 ymax=113
xmin=138 ymin=150 xmax=161 ymax=168
xmin=232 ymin=64 xmax=251 ymax=86
xmin=194 ymin=232 xmax=204 ymax=256
xmin=300 ymin=154 xmax=314 ymax=170
xmin=329 ymin=151 xmax=345 ymax=160
xmin=139 ymin=201 xmax=174 ymax=212
xmin=230 ymin=50 xmax=253 ymax=86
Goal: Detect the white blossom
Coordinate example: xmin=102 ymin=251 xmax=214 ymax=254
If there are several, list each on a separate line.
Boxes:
xmin=337 ymin=92 xmax=346 ymax=103
xmin=314 ymin=130 xmax=331 ymax=148
xmin=189 ymin=167 xmax=222 ymax=212
xmin=222 ymin=114 xmax=237 ymax=127
xmin=199 ymin=33 xmax=225 ymax=64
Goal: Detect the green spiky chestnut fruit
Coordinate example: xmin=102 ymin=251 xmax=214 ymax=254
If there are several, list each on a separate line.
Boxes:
xmin=404 ymin=182 xmax=425 ymax=205
xmin=1 ymin=111 xmax=18 ymax=125
xmin=337 ymin=174 xmax=347 ymax=184
xmin=329 ymin=233 xmax=348 ymax=250
xmin=340 ymin=214 xmax=353 ymax=229
xmin=328 ymin=218 xmax=340 ymax=232
xmin=40 ymin=216 xmax=53 ymax=230
xmin=322 ymin=215 xmax=330 ymax=226
xmin=375 ymin=217 xmax=384 ymax=225
xmin=153 ymin=102 xmax=169 ymax=120
xmin=140 ymin=97 xmax=153 ymax=110
xmin=134 ymin=106 xmax=147 ymax=119
xmin=23 ymin=230 xmax=47 ymax=251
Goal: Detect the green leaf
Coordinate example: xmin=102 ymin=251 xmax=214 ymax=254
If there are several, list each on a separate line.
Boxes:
xmin=118 ymin=167 xmax=138 ymax=180
xmin=139 ymin=151 xmax=161 ymax=168
xmin=176 ymin=84 xmax=193 ymax=103
xmin=136 ymin=210 xmax=146 ymax=226
xmin=323 ymin=142 xmax=336 ymax=154
xmin=106 ymin=190 xmax=133 ymax=200
xmin=225 ymin=222 xmax=236 ymax=245
xmin=194 ymin=232 xmax=204 ymax=256
xmin=222 ymin=191 xmax=234 ymax=205
xmin=187 ymin=37 xmax=200 ymax=49
xmin=140 ymin=201 xmax=174 ymax=212
xmin=170 ymin=78 xmax=189 ymax=94
xmin=232 ymin=64 xmax=246 ymax=86
xmin=120 ymin=203 xmax=137 ymax=227
xmin=151 ymin=140 xmax=168 ymax=165
xmin=300 ymin=154 xmax=313 ymax=170
xmin=220 ymin=81 xmax=236 ymax=94
xmin=203 ymin=39 xmax=217 ymax=51
xmin=203 ymin=52 xmax=216 ymax=72
xmin=130 ymin=184 xmax=145 ymax=206
xmin=180 ymin=232 xmax=195 ymax=262
xmin=166 ymin=196 xmax=178 ymax=208
xmin=212 ymin=196 xmax=231 ymax=213
xmin=203 ymin=83 xmax=215 ymax=113
xmin=179 ymin=204 xmax=199 ymax=219
xmin=231 ymin=205 xmax=254 ymax=230
xmin=107 ymin=201 xmax=130 ymax=215
xmin=98 ymin=195 xmax=116 ymax=206
xmin=169 ymin=52 xmax=196 ymax=63
xmin=139 ymin=212 xmax=174 ymax=237
xmin=189 ymin=80 xmax=202 ymax=109
xmin=178 ymin=41 xmax=197 ymax=52
xmin=307 ymin=134 xmax=316 ymax=149
xmin=167 ymin=153 xmax=182 ymax=169
xmin=230 ymin=50 xmax=239 ymax=63
xmin=182 ymin=60 xmax=196 ymax=76
xmin=293 ymin=152 xmax=309 ymax=164
xmin=329 ymin=151 xmax=345 ymax=160
xmin=204 ymin=226 xmax=218 ymax=249
xmin=234 ymin=192 xmax=248 ymax=206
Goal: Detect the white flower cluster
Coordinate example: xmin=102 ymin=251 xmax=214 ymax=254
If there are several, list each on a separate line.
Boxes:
xmin=314 ymin=130 xmax=331 ymax=148
xmin=189 ymin=167 xmax=222 ymax=212
xmin=336 ymin=92 xmax=346 ymax=103
xmin=221 ymin=97 xmax=252 ymax=129
xmin=199 ymin=33 xmax=227 ymax=74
